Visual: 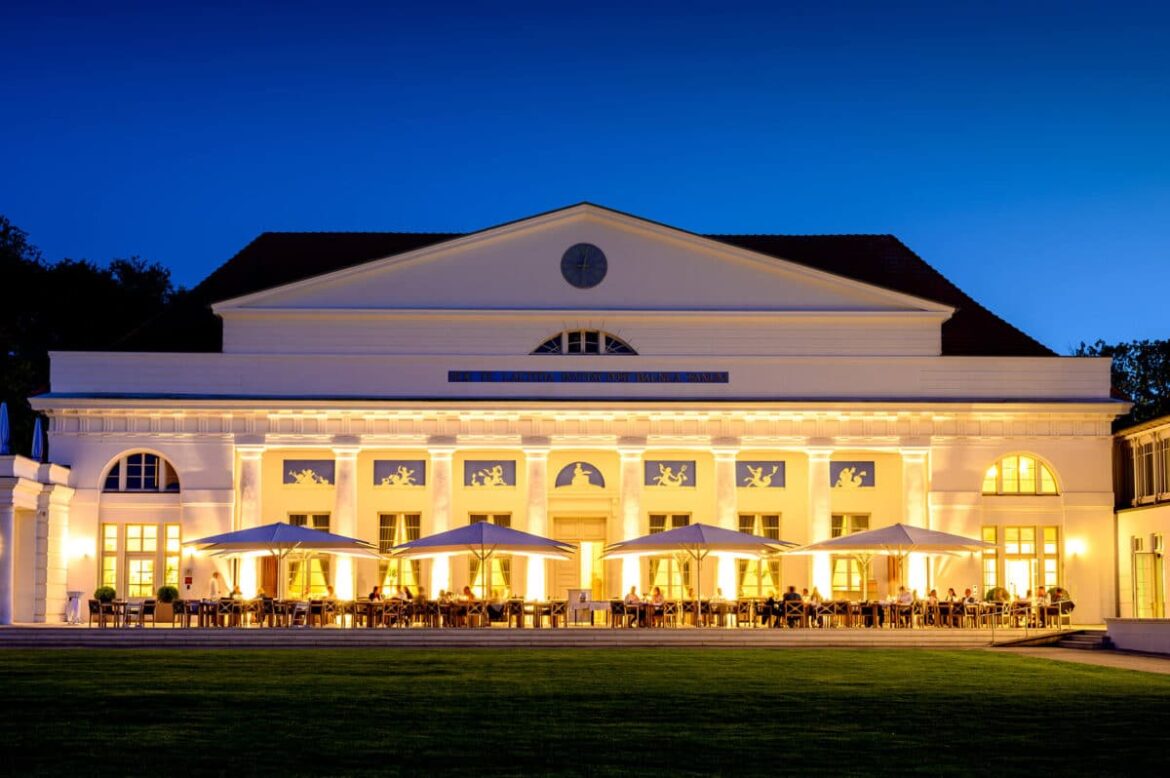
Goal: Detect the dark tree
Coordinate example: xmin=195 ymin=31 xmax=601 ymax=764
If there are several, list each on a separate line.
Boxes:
xmin=0 ymin=215 xmax=179 ymax=457
xmin=1075 ymin=338 xmax=1170 ymax=429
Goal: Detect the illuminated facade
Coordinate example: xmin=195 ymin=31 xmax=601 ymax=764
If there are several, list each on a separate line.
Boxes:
xmin=1115 ymin=416 xmax=1170 ymax=618
xmin=1 ymin=204 xmax=1125 ymax=623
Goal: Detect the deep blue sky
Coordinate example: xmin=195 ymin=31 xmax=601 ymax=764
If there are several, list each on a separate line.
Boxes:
xmin=2 ymin=1 xmax=1167 ymax=352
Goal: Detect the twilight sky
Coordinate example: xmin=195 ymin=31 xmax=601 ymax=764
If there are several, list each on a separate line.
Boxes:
xmin=2 ymin=1 xmax=1167 ymax=352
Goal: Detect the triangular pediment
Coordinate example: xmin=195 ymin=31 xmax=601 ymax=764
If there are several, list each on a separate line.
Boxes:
xmin=213 ymin=204 xmax=953 ymax=315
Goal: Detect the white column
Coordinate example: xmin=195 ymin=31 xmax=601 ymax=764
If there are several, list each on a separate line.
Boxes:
xmin=523 ymin=442 xmax=550 ymax=600
xmin=807 ymin=447 xmax=833 ymax=594
xmin=428 ymin=443 xmax=455 ymax=596
xmin=36 ymin=484 xmax=72 ymax=623
xmin=618 ymin=440 xmax=645 ymax=594
xmin=236 ymin=445 xmax=264 ymax=597
xmin=713 ymin=442 xmax=739 ymax=598
xmin=901 ymin=446 xmax=931 ymax=593
xmin=0 ymin=503 xmax=14 ymax=625
xmin=331 ymin=445 xmax=360 ymax=600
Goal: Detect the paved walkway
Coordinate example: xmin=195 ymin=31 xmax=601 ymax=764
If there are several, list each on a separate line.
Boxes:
xmin=997 ymin=646 xmax=1170 ymax=675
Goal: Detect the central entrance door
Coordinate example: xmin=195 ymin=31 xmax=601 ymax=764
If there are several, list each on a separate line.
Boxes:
xmin=551 ymin=516 xmax=608 ymax=600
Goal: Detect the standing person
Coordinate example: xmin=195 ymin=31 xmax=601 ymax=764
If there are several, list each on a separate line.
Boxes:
xmin=208 ymin=571 xmax=225 ymax=600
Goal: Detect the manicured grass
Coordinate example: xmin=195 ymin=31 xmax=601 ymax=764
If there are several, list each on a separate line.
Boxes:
xmin=2 ymin=649 xmax=1167 ymax=776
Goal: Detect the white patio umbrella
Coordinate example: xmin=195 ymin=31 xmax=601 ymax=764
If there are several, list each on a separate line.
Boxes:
xmin=388 ymin=522 xmax=576 ymax=600
xmin=787 ymin=523 xmax=996 ymax=601
xmin=185 ymin=522 xmax=383 ymax=600
xmin=601 ymin=523 xmax=796 ymax=624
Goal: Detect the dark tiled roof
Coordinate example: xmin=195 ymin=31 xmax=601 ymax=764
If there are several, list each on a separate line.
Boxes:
xmin=117 ymin=227 xmax=1053 ymax=357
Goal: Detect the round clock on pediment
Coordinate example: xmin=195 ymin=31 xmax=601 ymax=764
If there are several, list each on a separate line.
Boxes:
xmin=560 ymin=243 xmax=607 ymax=289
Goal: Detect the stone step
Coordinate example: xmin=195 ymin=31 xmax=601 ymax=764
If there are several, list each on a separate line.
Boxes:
xmin=0 ymin=626 xmax=1063 ymax=650
xmin=1058 ymin=633 xmax=1113 ymax=651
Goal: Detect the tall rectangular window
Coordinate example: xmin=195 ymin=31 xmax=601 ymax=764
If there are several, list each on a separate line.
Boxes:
xmin=995 ymin=525 xmax=1060 ymax=597
xmin=99 ymin=522 xmax=178 ymax=598
xmin=737 ymin=514 xmax=781 ymax=598
xmin=648 ymin=514 xmax=690 ymax=598
xmin=981 ymin=526 xmax=998 ymax=591
xmin=469 ymin=514 xmax=511 ymax=597
xmin=378 ymin=513 xmax=422 ymax=594
xmin=830 ymin=514 xmax=870 ymax=600
xmin=287 ymin=513 xmax=331 ymax=597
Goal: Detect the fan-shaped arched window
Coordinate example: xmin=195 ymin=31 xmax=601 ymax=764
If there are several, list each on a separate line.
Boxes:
xmin=532 ymin=330 xmax=636 ymax=355
xmin=103 ymin=452 xmax=181 ymax=493
xmin=982 ymin=454 xmax=1057 ymax=495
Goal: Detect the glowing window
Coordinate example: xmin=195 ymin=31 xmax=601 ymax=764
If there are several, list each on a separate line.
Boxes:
xmin=982 ymin=455 xmax=1058 ymax=495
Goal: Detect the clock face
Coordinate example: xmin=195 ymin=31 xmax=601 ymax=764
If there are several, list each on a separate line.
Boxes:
xmin=560 ymin=243 xmax=607 ymax=289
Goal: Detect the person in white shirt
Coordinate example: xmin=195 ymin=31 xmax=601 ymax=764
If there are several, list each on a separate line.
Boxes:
xmin=208 ymin=571 xmax=225 ymax=600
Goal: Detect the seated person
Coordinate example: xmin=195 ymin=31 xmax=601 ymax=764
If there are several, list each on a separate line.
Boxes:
xmin=961 ymin=588 xmax=978 ymax=605
xmin=895 ymin=586 xmax=914 ymax=626
xmin=323 ymin=585 xmax=336 ymax=602
xmin=368 ymin=585 xmax=383 ymax=601
xmin=461 ymin=585 xmax=476 ymax=602
xmin=944 ymin=587 xmax=959 ymax=603
xmin=781 ymin=585 xmax=803 ymax=628
xmin=624 ymin=585 xmax=642 ymax=606
xmin=229 ymin=584 xmax=243 ymax=600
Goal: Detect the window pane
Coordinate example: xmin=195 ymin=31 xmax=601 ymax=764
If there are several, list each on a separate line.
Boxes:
xmin=649 ymin=514 xmax=666 ymax=533
xmin=165 ymin=525 xmax=180 ymax=553
xmin=567 ymin=331 xmax=582 ymax=353
xmin=104 ymin=463 xmax=121 ymax=491
xmin=103 ymin=524 xmax=118 ymax=553
xmin=1001 ymin=456 xmax=1019 ymax=493
xmin=1018 ymin=456 xmax=1036 ymax=494
xmin=102 ymin=556 xmax=117 ymax=589
xmin=1005 ymin=527 xmax=1019 ymax=554
xmin=583 ymin=331 xmax=599 ymax=353
xmin=126 ymin=524 xmax=142 ymax=553
xmin=982 ymin=465 xmax=997 ymax=494
xmin=762 ymin=515 xmax=780 ymax=539
xmin=141 ymin=525 xmax=157 ymax=553
xmin=1043 ymin=527 xmax=1058 ymax=555
xmin=165 ymin=556 xmax=180 ymax=587
xmin=982 ymin=526 xmax=997 ymax=546
xmin=738 ymin=514 xmax=754 ymax=534
xmin=128 ymin=559 xmax=154 ymax=598
xmin=1039 ymin=465 xmax=1057 ymax=494
xmin=1020 ymin=527 xmax=1035 ymax=555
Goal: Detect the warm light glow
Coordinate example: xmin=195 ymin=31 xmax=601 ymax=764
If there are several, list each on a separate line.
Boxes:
xmin=527 ymin=556 xmax=546 ymax=600
xmin=334 ymin=557 xmax=354 ymax=599
xmin=430 ymin=556 xmax=450 ymax=595
xmin=1066 ymin=538 xmax=1086 ymax=557
xmin=67 ymin=535 xmax=94 ymax=561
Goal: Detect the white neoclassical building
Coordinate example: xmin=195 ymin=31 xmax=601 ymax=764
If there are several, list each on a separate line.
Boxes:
xmin=0 ymin=203 xmax=1127 ymax=624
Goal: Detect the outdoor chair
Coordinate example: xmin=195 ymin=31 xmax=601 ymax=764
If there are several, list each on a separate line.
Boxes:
xmin=610 ymin=600 xmax=632 ymax=628
xmin=87 ymin=599 xmax=105 ymax=628
xmin=734 ymin=599 xmax=755 ymax=628
xmin=255 ymin=597 xmax=276 ymax=627
xmin=814 ymin=601 xmax=835 ymax=628
xmin=783 ymin=601 xmax=804 ymax=628
xmin=662 ymin=600 xmax=679 ymax=628
xmin=548 ymin=600 xmax=568 ymax=628
xmin=465 ymin=600 xmax=488 ymax=628
xmin=960 ymin=603 xmax=980 ymax=628
xmin=140 ymin=599 xmax=157 ymax=628
xmin=308 ymin=600 xmax=325 ymax=628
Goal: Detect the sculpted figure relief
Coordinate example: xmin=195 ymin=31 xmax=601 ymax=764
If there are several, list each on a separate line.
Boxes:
xmin=653 ymin=463 xmax=688 ymax=487
xmin=742 ymin=464 xmax=780 ymax=488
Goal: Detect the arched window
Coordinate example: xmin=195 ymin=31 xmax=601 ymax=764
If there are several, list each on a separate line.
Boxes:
xmin=531 ymin=330 xmax=636 ymax=355
xmin=982 ymin=454 xmax=1058 ymax=495
xmin=103 ymin=452 xmax=181 ymax=493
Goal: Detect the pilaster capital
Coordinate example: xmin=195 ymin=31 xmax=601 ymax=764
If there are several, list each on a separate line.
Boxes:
xmin=617 ymin=437 xmax=646 ymax=460
xmin=331 ymin=436 xmax=361 ymax=457
xmin=427 ymin=435 xmax=458 ymax=458
xmin=521 ymin=436 xmax=551 ymax=457
xmin=711 ymin=437 xmax=740 ymax=460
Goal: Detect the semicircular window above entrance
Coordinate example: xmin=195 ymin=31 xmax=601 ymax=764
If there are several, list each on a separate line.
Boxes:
xmin=531 ymin=330 xmax=636 ymax=355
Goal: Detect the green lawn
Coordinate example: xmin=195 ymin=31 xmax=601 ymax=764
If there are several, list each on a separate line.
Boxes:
xmin=2 ymin=649 xmax=1167 ymax=776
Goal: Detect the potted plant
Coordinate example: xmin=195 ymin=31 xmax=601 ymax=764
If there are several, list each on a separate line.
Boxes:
xmin=156 ymin=585 xmax=180 ymax=623
xmin=94 ymin=586 xmax=116 ymax=603
xmin=985 ymin=586 xmax=1010 ymax=603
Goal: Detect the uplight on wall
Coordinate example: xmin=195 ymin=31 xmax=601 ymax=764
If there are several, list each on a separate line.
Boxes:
xmin=1066 ymin=538 xmax=1087 ymax=558
xmin=67 ymin=535 xmax=94 ymax=561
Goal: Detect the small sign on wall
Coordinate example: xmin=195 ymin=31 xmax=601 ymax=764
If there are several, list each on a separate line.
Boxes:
xmin=645 ymin=460 xmax=695 ymax=488
xmin=737 ymin=461 xmax=786 ymax=488
xmin=284 ymin=460 xmax=335 ymax=486
xmin=555 ymin=462 xmax=606 ymax=488
xmin=374 ymin=460 xmax=426 ymax=487
xmin=464 ymin=460 xmax=516 ymax=488
xmin=831 ymin=461 xmax=875 ymax=489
